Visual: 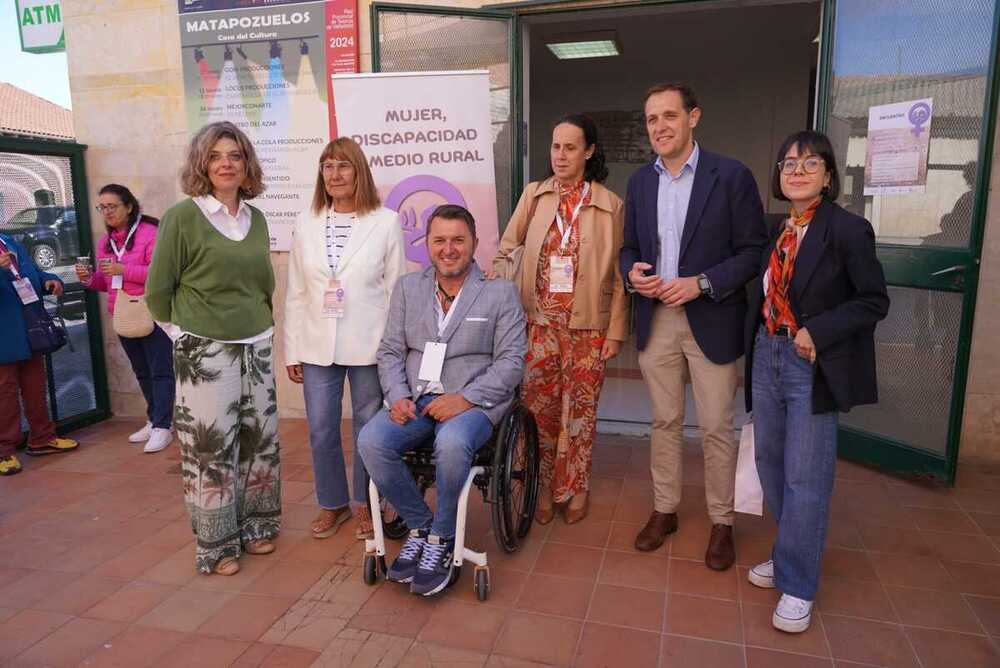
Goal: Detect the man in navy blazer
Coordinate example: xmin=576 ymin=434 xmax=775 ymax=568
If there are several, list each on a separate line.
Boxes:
xmin=619 ymin=82 xmax=767 ymax=570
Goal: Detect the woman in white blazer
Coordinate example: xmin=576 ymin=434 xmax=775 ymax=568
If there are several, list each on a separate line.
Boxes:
xmin=285 ymin=137 xmax=406 ymax=540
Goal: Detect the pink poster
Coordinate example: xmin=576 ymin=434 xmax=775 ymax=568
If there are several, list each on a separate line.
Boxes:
xmin=331 ymin=71 xmax=500 ymax=270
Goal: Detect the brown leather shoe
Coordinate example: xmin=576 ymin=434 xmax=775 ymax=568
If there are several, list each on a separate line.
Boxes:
xmin=705 ymin=524 xmax=735 ymax=571
xmin=634 ymin=511 xmax=678 ymax=552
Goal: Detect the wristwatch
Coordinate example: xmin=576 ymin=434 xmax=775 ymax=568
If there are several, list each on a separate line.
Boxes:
xmin=697 ymin=274 xmax=713 ymax=297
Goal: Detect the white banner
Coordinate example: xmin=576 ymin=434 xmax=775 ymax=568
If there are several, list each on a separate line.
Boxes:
xmin=331 ymin=71 xmax=499 ymax=269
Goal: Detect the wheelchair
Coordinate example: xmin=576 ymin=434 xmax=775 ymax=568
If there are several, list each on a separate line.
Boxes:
xmin=362 ymin=399 xmax=540 ymax=601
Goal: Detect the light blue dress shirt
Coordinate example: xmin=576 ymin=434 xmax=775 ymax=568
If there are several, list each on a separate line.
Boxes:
xmin=654 ymin=143 xmax=699 ymax=281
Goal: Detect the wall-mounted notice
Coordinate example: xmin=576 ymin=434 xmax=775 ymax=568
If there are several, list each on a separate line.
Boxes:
xmin=864 ymin=98 xmax=933 ymax=196
xmin=177 ymin=0 xmax=358 ymax=251
xmin=332 ymin=71 xmax=500 ymax=270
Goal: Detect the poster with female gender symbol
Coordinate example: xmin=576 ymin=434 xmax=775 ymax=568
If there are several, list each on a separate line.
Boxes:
xmin=331 ymin=71 xmax=499 ymax=270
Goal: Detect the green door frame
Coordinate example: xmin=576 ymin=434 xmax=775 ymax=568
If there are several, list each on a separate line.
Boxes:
xmin=0 ymin=135 xmax=111 ymax=433
xmin=371 ymin=2 xmax=523 ymax=216
xmin=814 ymin=1 xmax=1000 ymax=484
xmin=371 ymin=0 xmax=1000 ymax=483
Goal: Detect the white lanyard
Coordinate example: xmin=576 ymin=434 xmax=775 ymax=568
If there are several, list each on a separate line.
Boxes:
xmin=0 ymin=239 xmax=21 ymax=278
xmin=109 ymin=217 xmax=141 ymax=260
xmin=554 ymin=181 xmax=590 ymax=250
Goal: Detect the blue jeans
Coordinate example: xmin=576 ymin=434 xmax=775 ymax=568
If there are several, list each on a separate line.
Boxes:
xmin=302 ymin=363 xmax=382 ymax=508
xmin=357 ymin=395 xmax=493 ymax=539
xmin=752 ymin=326 xmax=839 ymax=601
xmin=119 ymin=324 xmax=175 ymax=429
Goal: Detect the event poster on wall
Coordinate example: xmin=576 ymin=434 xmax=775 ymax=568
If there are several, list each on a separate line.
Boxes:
xmin=331 ymin=71 xmax=500 ymax=270
xmin=864 ymin=98 xmax=934 ymax=196
xmin=177 ymin=0 xmax=358 ymax=250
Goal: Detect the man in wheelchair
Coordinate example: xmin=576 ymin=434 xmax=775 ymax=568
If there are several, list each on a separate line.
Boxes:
xmin=357 ymin=204 xmax=527 ymax=596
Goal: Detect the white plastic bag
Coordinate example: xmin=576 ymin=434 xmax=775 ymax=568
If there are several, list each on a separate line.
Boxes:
xmin=735 ymin=421 xmax=763 ymax=516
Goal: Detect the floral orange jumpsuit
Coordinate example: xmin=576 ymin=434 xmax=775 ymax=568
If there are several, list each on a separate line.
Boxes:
xmin=523 ymin=181 xmax=607 ymax=503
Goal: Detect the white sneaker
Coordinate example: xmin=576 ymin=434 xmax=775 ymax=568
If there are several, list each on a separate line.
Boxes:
xmin=128 ymin=422 xmax=152 ymax=443
xmin=144 ymin=428 xmax=173 ymax=454
xmin=773 ymin=594 xmax=813 ymax=633
xmin=748 ymin=559 xmax=776 ymax=589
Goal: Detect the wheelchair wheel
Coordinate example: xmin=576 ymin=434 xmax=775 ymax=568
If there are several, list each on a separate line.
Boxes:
xmin=491 ymin=403 xmax=540 ymax=553
xmin=362 ymin=554 xmax=378 ymax=585
xmin=474 ymin=567 xmax=490 ymax=602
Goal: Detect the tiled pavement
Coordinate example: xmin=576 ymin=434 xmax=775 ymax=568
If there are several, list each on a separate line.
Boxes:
xmin=3 ymin=418 xmax=1000 ymax=667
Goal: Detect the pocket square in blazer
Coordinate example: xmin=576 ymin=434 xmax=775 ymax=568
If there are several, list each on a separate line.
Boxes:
xmin=465 ymin=317 xmax=489 ymax=322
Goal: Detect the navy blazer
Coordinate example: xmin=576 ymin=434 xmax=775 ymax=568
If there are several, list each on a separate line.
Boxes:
xmin=744 ymin=199 xmax=890 ymax=414
xmin=0 ymin=234 xmax=61 ymax=364
xmin=619 ymin=148 xmax=767 ymax=363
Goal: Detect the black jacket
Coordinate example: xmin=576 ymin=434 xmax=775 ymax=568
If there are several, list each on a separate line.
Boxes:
xmin=744 ymin=199 xmax=890 ymax=414
xmin=620 ymin=148 xmax=768 ymax=363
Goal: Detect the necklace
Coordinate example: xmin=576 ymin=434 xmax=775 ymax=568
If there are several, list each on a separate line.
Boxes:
xmin=437 ymin=283 xmax=457 ymax=311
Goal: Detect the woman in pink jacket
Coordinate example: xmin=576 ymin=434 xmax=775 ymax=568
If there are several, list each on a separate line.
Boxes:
xmin=76 ymin=184 xmax=175 ymax=453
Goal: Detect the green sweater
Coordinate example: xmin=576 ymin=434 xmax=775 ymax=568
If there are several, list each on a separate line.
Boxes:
xmin=146 ymin=198 xmax=275 ymax=341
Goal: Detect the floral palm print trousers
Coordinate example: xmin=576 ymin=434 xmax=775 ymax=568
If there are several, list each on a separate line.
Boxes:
xmin=173 ymin=333 xmax=281 ymax=572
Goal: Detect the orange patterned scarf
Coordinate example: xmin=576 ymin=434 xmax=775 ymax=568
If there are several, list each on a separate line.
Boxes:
xmin=762 ymin=199 xmax=820 ymax=335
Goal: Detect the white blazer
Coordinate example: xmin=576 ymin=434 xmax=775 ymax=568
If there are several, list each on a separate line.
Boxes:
xmin=284 ymin=205 xmax=407 ymax=367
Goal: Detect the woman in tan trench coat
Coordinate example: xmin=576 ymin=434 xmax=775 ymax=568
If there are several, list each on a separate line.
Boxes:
xmin=493 ymin=114 xmax=628 ymax=525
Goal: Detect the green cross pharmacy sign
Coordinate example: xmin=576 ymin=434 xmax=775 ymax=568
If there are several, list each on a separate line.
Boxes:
xmin=16 ymin=0 xmax=64 ymax=54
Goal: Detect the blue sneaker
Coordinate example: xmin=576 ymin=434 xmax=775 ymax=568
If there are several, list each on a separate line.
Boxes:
xmin=387 ymin=528 xmax=427 ymax=583
xmin=410 ymin=534 xmax=456 ymax=596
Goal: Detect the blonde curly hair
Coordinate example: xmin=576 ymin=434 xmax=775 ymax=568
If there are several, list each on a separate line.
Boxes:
xmin=180 ymin=121 xmax=265 ymax=200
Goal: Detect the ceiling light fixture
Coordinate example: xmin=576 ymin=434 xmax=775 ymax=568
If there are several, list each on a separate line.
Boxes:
xmin=546 ymin=31 xmax=621 ymax=60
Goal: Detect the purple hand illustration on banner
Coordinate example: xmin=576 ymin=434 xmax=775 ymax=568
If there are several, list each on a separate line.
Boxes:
xmin=385 ymin=175 xmax=468 ymax=267
xmin=908 ymin=102 xmax=931 ymax=137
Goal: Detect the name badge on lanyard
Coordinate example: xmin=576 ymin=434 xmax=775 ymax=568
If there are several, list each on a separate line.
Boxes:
xmin=14 ymin=277 xmax=39 ymax=304
xmin=2 ymin=241 xmax=39 ymax=304
xmin=549 ymin=182 xmax=588 ymax=294
xmin=108 ymin=218 xmax=140 ymax=292
xmin=418 ymin=341 xmax=447 ymax=383
xmin=322 ymin=278 xmax=346 ymax=318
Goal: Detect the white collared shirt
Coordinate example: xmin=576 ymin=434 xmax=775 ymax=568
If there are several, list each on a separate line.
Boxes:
xmin=193 ymin=194 xmax=252 ymax=241
xmin=423 ymin=283 xmax=463 ymax=396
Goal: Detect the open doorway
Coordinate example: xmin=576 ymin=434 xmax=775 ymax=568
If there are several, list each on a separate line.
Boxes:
xmin=521 ymin=0 xmax=823 ymax=429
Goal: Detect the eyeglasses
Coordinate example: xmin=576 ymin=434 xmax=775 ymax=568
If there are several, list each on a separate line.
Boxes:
xmin=95 ymin=204 xmax=120 ymax=213
xmin=778 ymin=157 xmax=825 ymax=175
xmin=321 ymin=161 xmax=354 ymax=174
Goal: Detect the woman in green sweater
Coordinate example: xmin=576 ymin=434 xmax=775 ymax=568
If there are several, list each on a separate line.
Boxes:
xmin=146 ymin=121 xmax=279 ymax=576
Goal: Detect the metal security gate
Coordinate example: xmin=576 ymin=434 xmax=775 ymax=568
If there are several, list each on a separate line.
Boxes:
xmin=817 ymin=0 xmax=1000 ymax=482
xmin=0 ymin=136 xmax=110 ymax=433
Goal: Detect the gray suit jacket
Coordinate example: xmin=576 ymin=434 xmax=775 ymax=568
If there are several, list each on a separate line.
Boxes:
xmin=376 ymin=263 xmax=527 ymax=425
